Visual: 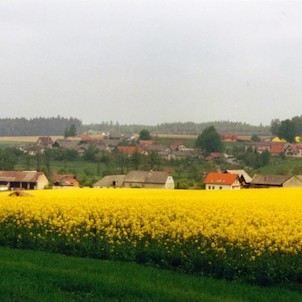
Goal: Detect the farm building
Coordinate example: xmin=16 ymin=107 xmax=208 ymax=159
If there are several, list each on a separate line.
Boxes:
xmin=250 ymin=174 xmax=302 ymax=188
xmin=93 ymin=175 xmax=126 ymax=188
xmin=123 ymin=170 xmax=175 ymax=189
xmin=225 ymin=169 xmax=252 ymax=187
xmin=52 ymin=174 xmax=80 ymax=188
xmin=0 ymin=171 xmax=49 ymax=190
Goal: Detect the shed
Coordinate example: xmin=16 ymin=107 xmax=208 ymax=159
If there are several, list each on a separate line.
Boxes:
xmin=123 ymin=170 xmax=174 ymax=189
xmin=0 ymin=171 xmax=49 ymax=190
xmin=93 ymin=175 xmax=126 ymax=188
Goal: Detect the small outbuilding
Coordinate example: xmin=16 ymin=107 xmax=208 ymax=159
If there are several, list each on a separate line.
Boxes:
xmin=123 ymin=170 xmax=175 ymax=189
xmin=52 ymin=174 xmax=80 ymax=188
xmin=93 ymin=175 xmax=126 ymax=188
xmin=0 ymin=171 xmax=49 ymax=190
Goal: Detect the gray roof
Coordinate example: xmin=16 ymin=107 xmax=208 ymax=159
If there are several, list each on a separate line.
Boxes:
xmin=124 ymin=170 xmax=170 ymax=184
xmin=93 ymin=175 xmax=126 ymax=188
xmin=226 ymin=170 xmax=252 ymax=183
xmin=251 ymin=174 xmax=292 ymax=186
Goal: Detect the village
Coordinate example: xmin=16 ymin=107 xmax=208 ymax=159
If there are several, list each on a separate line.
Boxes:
xmin=1 ymin=131 xmax=302 ymax=191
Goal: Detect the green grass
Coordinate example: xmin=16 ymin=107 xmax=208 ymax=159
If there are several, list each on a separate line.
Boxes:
xmin=252 ymin=157 xmax=302 ymax=175
xmin=0 ymin=141 xmax=22 ymax=149
xmin=0 ymin=247 xmax=301 ymax=302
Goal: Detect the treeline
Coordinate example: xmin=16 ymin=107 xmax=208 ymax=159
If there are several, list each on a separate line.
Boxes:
xmin=0 ymin=118 xmax=271 ymax=136
xmin=271 ymin=115 xmax=302 ymax=143
xmin=84 ymin=121 xmax=271 ymax=136
xmin=0 ymin=117 xmax=82 ymax=136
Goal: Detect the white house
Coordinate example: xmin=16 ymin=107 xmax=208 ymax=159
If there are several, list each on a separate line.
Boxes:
xmin=204 ymin=172 xmax=240 ymax=190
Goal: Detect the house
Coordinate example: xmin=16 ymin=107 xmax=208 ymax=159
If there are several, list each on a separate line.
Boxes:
xmin=0 ymin=171 xmax=49 ymax=190
xmin=250 ymin=174 xmax=302 ymax=188
xmin=53 ymin=139 xmax=79 ymax=149
xmin=245 ymin=142 xmax=272 ymax=153
xmin=204 ymin=172 xmax=240 ymax=190
xmin=284 ymin=143 xmax=302 ymax=158
xmin=225 ymin=170 xmax=252 ymax=187
xmin=221 ymin=134 xmax=238 ymax=142
xmin=52 ymin=174 xmax=80 ymax=188
xmin=36 ymin=136 xmax=53 ymax=149
xmin=205 ymin=153 xmax=222 ymax=161
xmin=113 ymin=146 xmax=145 ymax=156
xmin=93 ymin=175 xmax=126 ymax=188
xmin=142 ymin=144 xmax=171 ymax=154
xmin=169 ymin=142 xmax=189 ymax=151
xmin=170 ymin=150 xmax=196 ymax=160
xmin=270 ymin=143 xmax=285 ymax=156
xmin=18 ymin=144 xmax=42 ymax=156
xmin=123 ymin=170 xmax=175 ymax=189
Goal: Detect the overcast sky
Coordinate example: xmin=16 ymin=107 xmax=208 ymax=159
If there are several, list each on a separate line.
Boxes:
xmin=1 ymin=1 xmax=302 ymax=126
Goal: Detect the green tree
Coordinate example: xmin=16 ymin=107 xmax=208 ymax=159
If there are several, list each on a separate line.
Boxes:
xmin=277 ymin=119 xmax=296 ymax=143
xmin=130 ymin=151 xmax=141 ymax=170
xmin=270 ymin=119 xmax=281 ymax=136
xmin=139 ymin=129 xmax=151 ymax=140
xmin=64 ymin=124 xmax=77 ymax=138
xmin=259 ymin=149 xmax=270 ymax=167
xmin=251 ymin=134 xmax=261 ymax=142
xmin=195 ymin=126 xmax=224 ymax=153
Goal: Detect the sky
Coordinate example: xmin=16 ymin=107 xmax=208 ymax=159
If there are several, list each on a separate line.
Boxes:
xmin=1 ymin=0 xmax=302 ymax=126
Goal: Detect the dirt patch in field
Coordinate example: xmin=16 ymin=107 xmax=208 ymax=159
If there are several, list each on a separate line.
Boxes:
xmin=9 ymin=191 xmax=33 ymax=197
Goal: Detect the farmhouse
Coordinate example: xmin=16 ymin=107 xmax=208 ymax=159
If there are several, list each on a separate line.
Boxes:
xmin=204 ymin=172 xmax=240 ymax=190
xmin=36 ymin=136 xmax=53 ymax=149
xmin=52 ymin=174 xmax=80 ymax=188
xmin=93 ymin=175 xmax=126 ymax=188
xmin=250 ymin=174 xmax=302 ymax=188
xmin=124 ymin=170 xmax=174 ymax=189
xmin=0 ymin=171 xmax=49 ymax=190
xmin=93 ymin=171 xmax=174 ymax=189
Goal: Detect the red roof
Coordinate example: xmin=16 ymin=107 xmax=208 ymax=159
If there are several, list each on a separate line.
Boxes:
xmin=221 ymin=134 xmax=238 ymax=140
xmin=206 ymin=153 xmax=221 ymax=161
xmin=204 ymin=172 xmax=238 ymax=185
xmin=270 ymin=143 xmax=284 ymax=154
xmin=139 ymin=140 xmax=158 ymax=145
xmin=116 ymin=146 xmax=144 ymax=154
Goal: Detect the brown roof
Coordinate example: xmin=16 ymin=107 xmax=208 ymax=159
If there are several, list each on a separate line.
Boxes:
xmin=116 ymin=146 xmax=144 ymax=154
xmin=52 ymin=174 xmax=79 ymax=186
xmin=0 ymin=171 xmax=46 ymax=182
xmin=251 ymin=174 xmax=292 ymax=186
xmin=37 ymin=136 xmax=53 ymax=146
xmin=93 ymin=175 xmax=126 ymax=188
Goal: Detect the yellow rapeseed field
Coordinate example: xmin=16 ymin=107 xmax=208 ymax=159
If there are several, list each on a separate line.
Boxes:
xmin=0 ymin=187 xmax=301 ymax=283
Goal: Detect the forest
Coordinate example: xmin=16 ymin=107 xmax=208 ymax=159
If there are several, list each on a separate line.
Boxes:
xmin=0 ymin=117 xmax=271 ymax=136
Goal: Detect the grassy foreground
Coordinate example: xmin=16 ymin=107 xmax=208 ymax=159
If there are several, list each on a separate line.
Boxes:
xmin=0 ymin=247 xmax=301 ymax=302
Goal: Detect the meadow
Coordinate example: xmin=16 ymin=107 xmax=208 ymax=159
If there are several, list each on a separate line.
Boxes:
xmin=0 ymin=188 xmax=301 ymax=287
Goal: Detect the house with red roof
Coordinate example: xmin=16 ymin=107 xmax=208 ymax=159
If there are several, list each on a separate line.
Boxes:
xmin=113 ymin=146 xmax=145 ymax=155
xmin=204 ymin=172 xmax=240 ymax=190
xmin=284 ymin=143 xmax=302 ymax=158
xmin=221 ymin=134 xmax=238 ymax=142
xmin=270 ymin=143 xmax=285 ymax=156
